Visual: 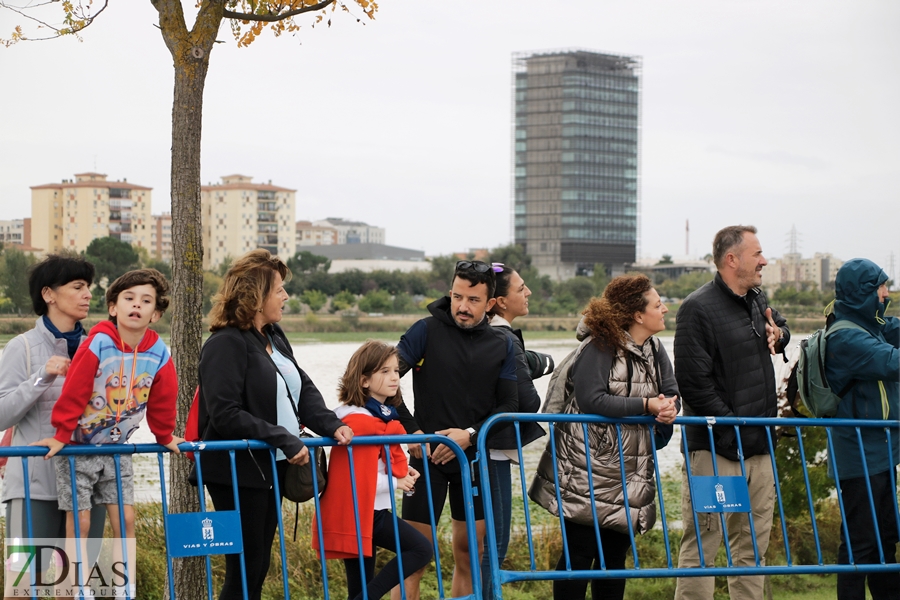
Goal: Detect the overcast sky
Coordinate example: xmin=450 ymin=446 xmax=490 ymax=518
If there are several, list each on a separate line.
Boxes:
xmin=1 ymin=1 xmax=898 ymax=276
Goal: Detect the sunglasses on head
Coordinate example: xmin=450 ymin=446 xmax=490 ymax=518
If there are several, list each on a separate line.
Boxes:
xmin=455 ymin=261 xmax=504 ymax=274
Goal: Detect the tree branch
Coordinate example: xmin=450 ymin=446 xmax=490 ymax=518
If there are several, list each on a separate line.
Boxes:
xmin=0 ymin=0 xmax=108 ymax=42
xmin=223 ymin=0 xmax=334 ymax=23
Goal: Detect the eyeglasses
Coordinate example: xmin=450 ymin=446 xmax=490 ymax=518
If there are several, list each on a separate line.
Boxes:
xmin=455 ymin=261 xmax=504 ymax=274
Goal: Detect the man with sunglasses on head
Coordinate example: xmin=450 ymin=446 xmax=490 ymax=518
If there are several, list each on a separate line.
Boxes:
xmin=391 ymin=260 xmax=519 ymax=600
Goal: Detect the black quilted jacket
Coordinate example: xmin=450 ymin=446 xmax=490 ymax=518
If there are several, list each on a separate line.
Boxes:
xmin=674 ymin=273 xmax=789 ymax=460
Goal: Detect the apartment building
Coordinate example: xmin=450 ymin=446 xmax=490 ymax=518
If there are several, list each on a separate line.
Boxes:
xmin=761 ymin=252 xmax=844 ymax=291
xmin=150 ymin=212 xmax=173 ymax=263
xmin=201 ymin=175 xmax=296 ymax=270
xmin=0 ymin=219 xmax=26 ymax=246
xmin=312 ymin=218 xmax=385 ymax=245
xmin=30 ymin=173 xmax=152 ymax=254
xmin=295 ymin=220 xmax=338 ymax=251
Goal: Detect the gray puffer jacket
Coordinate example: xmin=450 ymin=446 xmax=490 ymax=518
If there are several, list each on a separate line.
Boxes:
xmin=0 ymin=318 xmax=79 ymax=502
xmin=529 ymin=335 xmax=679 ymax=534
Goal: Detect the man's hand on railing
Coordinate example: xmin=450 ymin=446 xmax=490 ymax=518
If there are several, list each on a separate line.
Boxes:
xmin=164 ymin=436 xmax=185 ymax=455
xmin=30 ymin=437 xmax=66 ymax=459
xmin=407 ymin=430 xmax=431 ymax=460
xmin=333 ymin=425 xmax=354 ymax=446
xmin=431 ymin=428 xmax=469 ymax=465
xmin=287 ymin=446 xmax=310 ymax=466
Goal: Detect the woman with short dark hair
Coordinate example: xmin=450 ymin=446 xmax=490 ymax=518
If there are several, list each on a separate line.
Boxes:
xmin=0 ymin=255 xmax=105 ymax=561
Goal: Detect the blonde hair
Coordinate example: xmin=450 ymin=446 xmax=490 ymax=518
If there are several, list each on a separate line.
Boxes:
xmin=208 ymin=249 xmax=291 ymax=332
xmin=338 ymin=340 xmax=403 ymax=408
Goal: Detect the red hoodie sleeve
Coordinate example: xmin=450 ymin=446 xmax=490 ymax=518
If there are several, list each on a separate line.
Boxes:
xmin=51 ymin=344 xmax=101 ymax=444
xmin=145 ymin=356 xmax=177 ymax=446
xmin=387 ymin=421 xmax=409 ymax=478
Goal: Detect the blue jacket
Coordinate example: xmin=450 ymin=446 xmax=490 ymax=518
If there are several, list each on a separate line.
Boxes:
xmin=825 ymin=258 xmax=899 ymax=479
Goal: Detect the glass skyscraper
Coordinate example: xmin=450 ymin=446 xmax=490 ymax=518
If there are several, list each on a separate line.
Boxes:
xmin=512 ymin=49 xmax=641 ymax=279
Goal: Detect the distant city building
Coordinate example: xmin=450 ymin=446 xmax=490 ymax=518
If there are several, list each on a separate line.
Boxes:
xmin=313 ymin=218 xmax=385 ymax=245
xmin=201 ymin=175 xmax=296 ymax=270
xmin=629 ymin=258 xmax=714 ymax=282
xmin=150 ymin=212 xmax=173 ymax=263
xmin=0 ymin=219 xmax=25 ymax=246
xmin=306 ymin=243 xmax=427 ymax=274
xmin=512 ymin=49 xmax=641 ymax=281
xmin=295 ymin=220 xmax=338 ymax=251
xmin=761 ymin=252 xmax=844 ymax=291
xmin=31 ymin=172 xmax=153 ymax=254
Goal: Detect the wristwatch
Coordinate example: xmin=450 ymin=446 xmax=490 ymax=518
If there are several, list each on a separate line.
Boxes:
xmin=465 ymin=427 xmax=477 ymax=446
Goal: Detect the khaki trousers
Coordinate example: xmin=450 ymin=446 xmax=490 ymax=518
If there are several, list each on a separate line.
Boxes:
xmin=674 ymin=451 xmax=776 ymax=600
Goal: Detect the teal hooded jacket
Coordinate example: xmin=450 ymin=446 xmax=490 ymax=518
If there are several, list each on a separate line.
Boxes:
xmin=825 ymin=258 xmax=899 ymax=480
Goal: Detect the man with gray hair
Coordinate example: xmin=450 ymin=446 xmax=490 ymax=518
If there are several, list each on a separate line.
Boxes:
xmin=674 ymin=225 xmax=789 ymax=600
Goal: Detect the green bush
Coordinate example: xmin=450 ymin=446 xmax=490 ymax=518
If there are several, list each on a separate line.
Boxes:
xmin=331 ymin=290 xmax=357 ymax=313
xmin=358 ymin=289 xmax=392 ymax=314
xmin=300 ymin=289 xmax=328 ymax=313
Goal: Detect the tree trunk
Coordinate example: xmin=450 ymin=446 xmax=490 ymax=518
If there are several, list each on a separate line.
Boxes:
xmin=153 ymin=1 xmax=225 ymax=598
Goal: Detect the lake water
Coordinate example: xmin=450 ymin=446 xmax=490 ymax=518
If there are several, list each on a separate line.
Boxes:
xmin=3 ymin=334 xmax=797 ymax=502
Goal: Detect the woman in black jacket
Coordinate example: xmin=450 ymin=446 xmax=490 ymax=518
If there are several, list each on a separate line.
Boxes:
xmin=197 ymin=249 xmax=353 ymax=600
xmin=481 ymin=264 xmax=554 ymax=600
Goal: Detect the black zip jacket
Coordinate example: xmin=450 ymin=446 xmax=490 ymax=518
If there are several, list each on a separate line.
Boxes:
xmin=395 ymin=297 xmax=518 ymax=468
xmin=674 ymin=273 xmax=789 ymax=460
xmin=196 ymin=324 xmax=344 ymax=489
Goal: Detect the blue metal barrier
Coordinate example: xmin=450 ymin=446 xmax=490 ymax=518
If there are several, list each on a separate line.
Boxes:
xmin=0 ymin=433 xmax=482 ymax=600
xmin=5 ymin=416 xmax=896 ymax=600
xmin=477 ymin=413 xmax=900 ymax=600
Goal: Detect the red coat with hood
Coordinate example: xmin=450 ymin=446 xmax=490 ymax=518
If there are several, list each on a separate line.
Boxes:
xmin=312 ymin=409 xmax=408 ymax=559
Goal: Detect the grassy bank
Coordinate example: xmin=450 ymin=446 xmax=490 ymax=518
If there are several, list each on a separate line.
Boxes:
xmin=0 ymin=480 xmax=854 ymax=600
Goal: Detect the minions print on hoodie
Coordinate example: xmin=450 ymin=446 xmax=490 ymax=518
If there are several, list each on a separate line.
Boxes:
xmin=50 ymin=320 xmax=177 ymax=446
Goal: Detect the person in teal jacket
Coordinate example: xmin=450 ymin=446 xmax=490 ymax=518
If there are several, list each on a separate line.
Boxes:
xmin=824 ymin=257 xmax=899 ymax=600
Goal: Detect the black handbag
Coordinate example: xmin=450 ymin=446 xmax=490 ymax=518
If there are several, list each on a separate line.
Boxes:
xmin=283 ymin=431 xmax=328 ymax=503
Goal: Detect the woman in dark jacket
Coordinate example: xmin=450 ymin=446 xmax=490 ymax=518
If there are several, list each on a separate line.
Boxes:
xmin=481 ymin=265 xmax=554 ymax=599
xmin=197 ymin=249 xmax=353 ymax=600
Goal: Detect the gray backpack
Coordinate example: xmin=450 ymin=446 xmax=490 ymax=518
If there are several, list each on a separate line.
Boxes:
xmin=540 ymin=336 xmax=593 ymax=414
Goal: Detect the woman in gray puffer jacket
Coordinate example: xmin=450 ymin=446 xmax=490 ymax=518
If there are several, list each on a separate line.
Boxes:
xmin=0 ymin=256 xmax=105 ymax=549
xmin=530 ymin=274 xmax=680 ymax=600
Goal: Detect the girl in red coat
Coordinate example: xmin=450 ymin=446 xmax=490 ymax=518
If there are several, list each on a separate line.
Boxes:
xmin=313 ymin=340 xmax=433 ymax=600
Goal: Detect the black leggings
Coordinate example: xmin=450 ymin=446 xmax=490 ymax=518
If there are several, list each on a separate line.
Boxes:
xmin=553 ymin=519 xmax=633 ymax=600
xmin=205 ymin=461 xmax=287 ymax=600
xmin=343 ymin=509 xmax=433 ymax=600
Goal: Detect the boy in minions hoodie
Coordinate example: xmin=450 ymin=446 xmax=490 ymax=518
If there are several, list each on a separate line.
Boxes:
xmin=34 ymin=268 xmax=181 ymax=563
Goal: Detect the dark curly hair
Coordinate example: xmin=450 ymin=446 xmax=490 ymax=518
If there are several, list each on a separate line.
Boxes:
xmin=582 ymin=273 xmax=653 ymax=352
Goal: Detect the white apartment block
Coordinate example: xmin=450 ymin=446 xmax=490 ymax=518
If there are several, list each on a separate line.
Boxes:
xmin=295 ymin=220 xmax=337 ymax=251
xmin=312 ymin=218 xmax=385 ymax=245
xmin=761 ymin=252 xmax=844 ymax=291
xmin=151 ymin=212 xmax=173 ymax=263
xmin=201 ymin=175 xmax=296 ymax=270
xmin=0 ymin=219 xmax=25 ymax=246
xmin=31 ymin=173 xmax=152 ymax=254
